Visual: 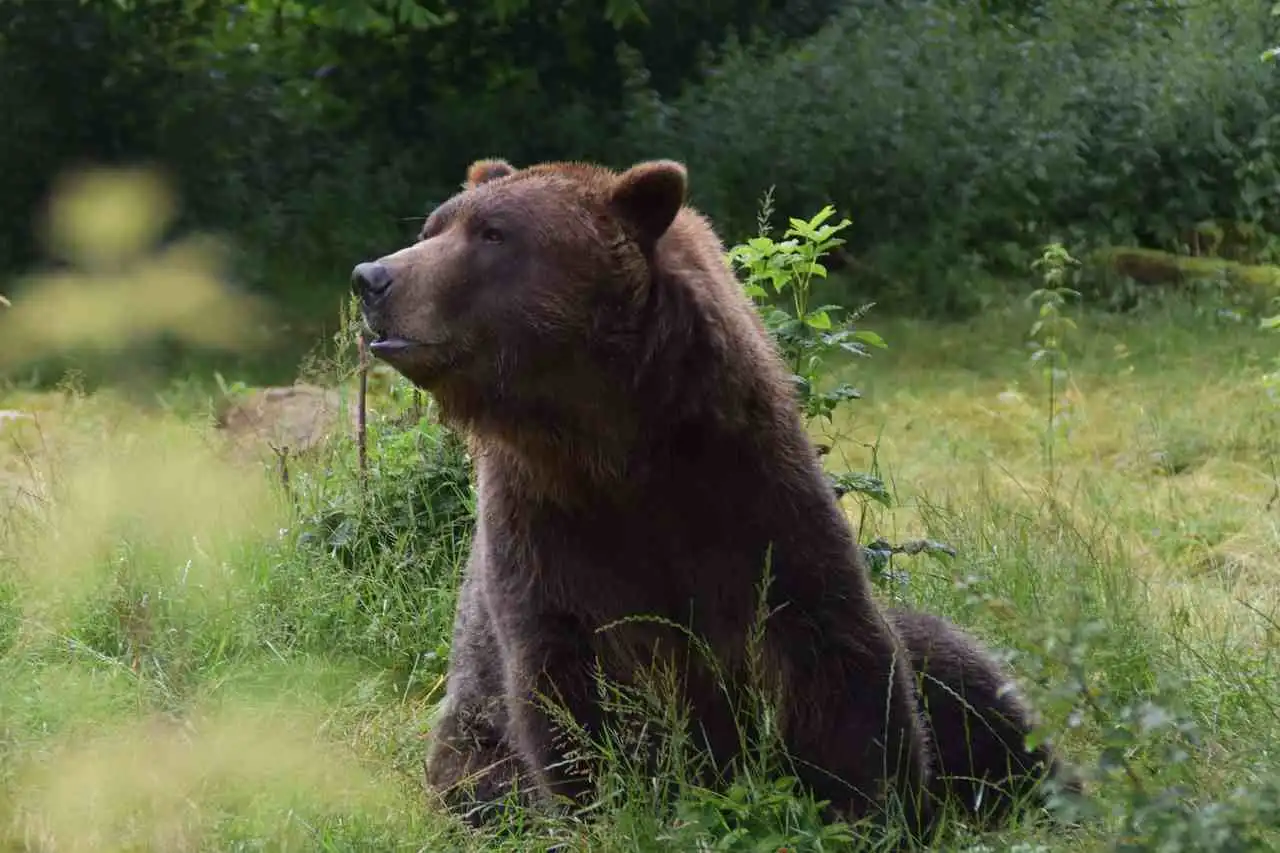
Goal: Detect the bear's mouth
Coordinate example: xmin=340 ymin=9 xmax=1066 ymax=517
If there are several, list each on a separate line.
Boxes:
xmin=364 ymin=333 xmax=459 ymax=387
xmin=367 ymin=336 xmax=421 ymax=355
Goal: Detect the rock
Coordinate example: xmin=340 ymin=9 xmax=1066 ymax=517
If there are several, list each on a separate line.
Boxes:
xmin=0 ymin=410 xmax=39 ymax=509
xmin=214 ymin=383 xmax=359 ymax=459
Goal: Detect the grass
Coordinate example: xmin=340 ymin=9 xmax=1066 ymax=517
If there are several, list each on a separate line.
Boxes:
xmin=3 ymin=270 xmax=1280 ymax=851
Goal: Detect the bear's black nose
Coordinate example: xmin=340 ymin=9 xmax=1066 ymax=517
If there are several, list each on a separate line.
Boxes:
xmin=351 ymin=261 xmax=393 ymax=300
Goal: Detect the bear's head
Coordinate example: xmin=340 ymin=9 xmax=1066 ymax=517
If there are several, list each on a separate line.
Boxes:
xmin=351 ymin=157 xmax=689 ymax=432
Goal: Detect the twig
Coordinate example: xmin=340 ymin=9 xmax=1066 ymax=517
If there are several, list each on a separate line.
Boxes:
xmin=269 ymin=442 xmax=291 ymax=500
xmin=866 ymin=537 xmax=959 ymax=559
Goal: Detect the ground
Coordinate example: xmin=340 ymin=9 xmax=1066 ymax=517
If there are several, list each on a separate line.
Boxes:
xmin=1 ymin=290 xmax=1278 ymax=852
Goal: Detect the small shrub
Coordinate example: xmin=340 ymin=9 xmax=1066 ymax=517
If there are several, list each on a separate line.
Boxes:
xmin=727 ymin=194 xmax=885 ymax=430
xmin=260 ymin=308 xmax=476 ymax=684
xmin=728 ymin=193 xmax=955 ymax=590
xmin=1027 ymin=242 xmax=1082 ymax=489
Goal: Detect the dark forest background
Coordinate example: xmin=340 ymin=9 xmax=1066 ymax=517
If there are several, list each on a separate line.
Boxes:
xmin=3 ymin=0 xmax=1279 ymax=358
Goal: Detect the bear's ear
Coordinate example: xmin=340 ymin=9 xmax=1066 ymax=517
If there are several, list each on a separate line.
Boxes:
xmin=609 ymin=160 xmax=687 ymax=247
xmin=465 ymin=158 xmax=516 ymax=189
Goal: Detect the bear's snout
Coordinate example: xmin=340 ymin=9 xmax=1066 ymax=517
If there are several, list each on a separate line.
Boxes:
xmin=351 ymin=261 xmax=394 ymax=305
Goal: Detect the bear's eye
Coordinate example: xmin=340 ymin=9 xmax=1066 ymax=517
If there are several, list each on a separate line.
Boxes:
xmin=480 ymin=226 xmax=505 ymax=244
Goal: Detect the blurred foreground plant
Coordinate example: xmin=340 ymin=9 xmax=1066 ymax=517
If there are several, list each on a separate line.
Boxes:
xmin=0 ymin=167 xmax=266 ymax=370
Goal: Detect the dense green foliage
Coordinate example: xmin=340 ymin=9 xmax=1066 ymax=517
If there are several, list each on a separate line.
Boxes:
xmin=631 ymin=0 xmax=1280 ymax=309
xmin=0 ymin=0 xmax=832 ymax=279
xmin=3 ymin=0 xmax=1280 ymax=320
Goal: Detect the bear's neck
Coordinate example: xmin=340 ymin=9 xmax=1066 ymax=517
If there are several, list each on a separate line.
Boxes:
xmin=461 ymin=354 xmax=811 ymax=511
xmin=452 ymin=256 xmax=816 ymax=509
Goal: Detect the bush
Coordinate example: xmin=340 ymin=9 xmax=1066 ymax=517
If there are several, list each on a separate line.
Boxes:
xmin=624 ymin=0 xmax=1280 ymax=313
xmin=267 ymin=393 xmax=476 ymax=685
xmin=0 ymin=0 xmax=835 ymax=301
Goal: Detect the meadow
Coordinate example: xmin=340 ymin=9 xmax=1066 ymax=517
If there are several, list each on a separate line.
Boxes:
xmin=2 ymin=178 xmax=1280 ymax=853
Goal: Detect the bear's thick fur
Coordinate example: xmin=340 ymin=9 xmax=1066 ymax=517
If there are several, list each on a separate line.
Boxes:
xmin=424 ymin=563 xmax=1075 ymax=831
xmin=352 ymin=156 xmax=1067 ymax=840
xmin=890 ymin=608 xmax=1077 ymax=828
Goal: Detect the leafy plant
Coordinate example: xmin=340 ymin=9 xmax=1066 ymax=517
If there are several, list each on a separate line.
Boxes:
xmin=727 ymin=195 xmax=955 ymax=588
xmin=663 ymin=775 xmax=856 ymax=852
xmin=727 ymin=191 xmax=890 ymax=508
xmin=1028 ymin=242 xmax=1081 ymax=490
xmin=1015 ymin=612 xmax=1280 ymax=852
xmin=728 ymin=193 xmax=887 ymax=428
xmin=728 ymin=192 xmax=896 ymax=521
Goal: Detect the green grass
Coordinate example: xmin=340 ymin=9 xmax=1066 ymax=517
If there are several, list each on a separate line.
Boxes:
xmin=2 ymin=288 xmax=1279 ymax=851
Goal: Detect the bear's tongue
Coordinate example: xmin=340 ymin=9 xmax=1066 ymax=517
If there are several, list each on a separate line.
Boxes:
xmin=368 ymin=337 xmax=417 ymax=354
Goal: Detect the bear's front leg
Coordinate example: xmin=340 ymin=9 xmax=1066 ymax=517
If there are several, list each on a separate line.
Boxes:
xmin=493 ymin=603 xmax=602 ymax=810
xmin=424 ymin=564 xmax=531 ymax=824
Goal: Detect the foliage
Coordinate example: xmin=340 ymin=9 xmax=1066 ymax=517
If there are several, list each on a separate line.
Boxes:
xmin=625 ymin=0 xmax=1280 ymax=312
xmin=5 ymin=288 xmax=1280 ymax=849
xmin=729 ymin=196 xmax=894 ymax=509
xmin=268 ymin=316 xmax=475 ymax=682
xmin=663 ymin=775 xmax=857 ymax=851
xmin=1027 ymin=243 xmax=1081 ymax=489
xmin=728 ymin=194 xmax=956 ymax=590
xmin=0 ymin=0 xmax=831 ymax=306
xmin=729 ymin=194 xmax=886 ymax=427
xmin=5 ymin=1 xmax=1280 ymax=845
xmin=1015 ymin=614 xmax=1280 ymax=853
xmin=6 ymin=0 xmax=1280 ymax=333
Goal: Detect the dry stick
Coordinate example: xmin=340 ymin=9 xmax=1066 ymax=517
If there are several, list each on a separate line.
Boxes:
xmin=357 ymin=332 xmax=369 ymax=486
xmin=269 ymin=442 xmax=291 ymax=500
xmin=411 ymin=388 xmax=423 ymax=423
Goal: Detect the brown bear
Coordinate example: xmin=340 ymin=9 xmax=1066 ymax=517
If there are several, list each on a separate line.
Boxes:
xmin=889 ymin=607 xmax=1079 ymax=829
xmin=424 ymin=562 xmax=1077 ymax=832
xmin=351 ymin=156 xmax=1067 ymax=841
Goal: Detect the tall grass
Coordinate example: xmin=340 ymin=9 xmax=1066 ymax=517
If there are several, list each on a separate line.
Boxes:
xmin=2 ymin=169 xmax=1279 ymax=851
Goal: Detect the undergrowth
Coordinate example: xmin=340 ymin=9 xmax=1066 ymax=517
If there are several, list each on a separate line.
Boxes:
xmin=0 ymin=171 xmax=1278 ymax=851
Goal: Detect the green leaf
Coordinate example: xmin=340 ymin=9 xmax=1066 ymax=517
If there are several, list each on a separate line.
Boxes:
xmin=804 ymin=310 xmax=832 ymax=330
xmin=831 ymin=471 xmax=892 ymax=507
xmin=853 ymin=329 xmax=887 ymax=348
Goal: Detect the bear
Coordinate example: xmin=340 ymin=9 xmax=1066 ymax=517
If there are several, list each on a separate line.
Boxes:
xmin=352 ymin=155 xmax=935 ymax=838
xmin=888 ymin=607 xmax=1080 ymax=829
xmin=351 ymin=155 xmax=1068 ymax=842
xmin=423 ymin=560 xmax=1077 ymax=832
